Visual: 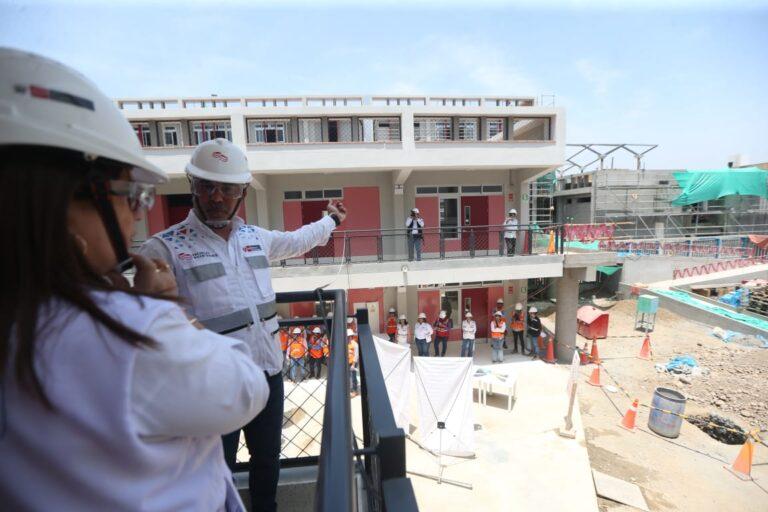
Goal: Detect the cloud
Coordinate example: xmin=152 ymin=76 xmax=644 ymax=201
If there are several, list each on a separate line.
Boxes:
xmin=574 ymin=58 xmax=623 ymax=95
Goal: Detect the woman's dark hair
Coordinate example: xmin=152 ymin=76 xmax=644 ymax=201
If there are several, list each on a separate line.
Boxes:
xmin=0 ymin=145 xmax=159 ymax=408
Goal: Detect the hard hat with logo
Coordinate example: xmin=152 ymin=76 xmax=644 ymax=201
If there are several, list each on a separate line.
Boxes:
xmin=508 ymin=208 xmax=517 ymax=215
xmin=418 ymin=312 xmax=427 ymax=319
xmin=185 ymin=138 xmax=252 ymax=184
xmin=515 ymin=303 xmax=523 ymax=310
xmin=312 ymin=327 xmax=321 ymax=334
xmin=291 ymin=327 xmax=302 ymax=335
xmin=529 ymin=306 xmax=538 ymax=313
xmin=0 ymin=48 xmax=166 ymax=185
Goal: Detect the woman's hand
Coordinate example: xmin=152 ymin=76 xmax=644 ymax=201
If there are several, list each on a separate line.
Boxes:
xmin=131 ymin=253 xmax=178 ymax=297
xmin=327 ymin=200 xmax=348 ymax=223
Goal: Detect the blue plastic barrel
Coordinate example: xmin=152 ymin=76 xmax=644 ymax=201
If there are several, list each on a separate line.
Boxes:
xmin=648 ymin=387 xmax=686 ymax=438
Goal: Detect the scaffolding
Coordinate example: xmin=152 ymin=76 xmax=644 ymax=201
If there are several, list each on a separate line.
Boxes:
xmin=529 ymin=172 xmax=555 ymax=228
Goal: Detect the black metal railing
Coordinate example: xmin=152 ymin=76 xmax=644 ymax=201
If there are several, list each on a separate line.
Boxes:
xmin=278 ymin=223 xmax=565 ymax=267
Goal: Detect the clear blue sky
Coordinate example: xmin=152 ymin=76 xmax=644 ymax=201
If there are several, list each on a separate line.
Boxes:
xmin=2 ymin=0 xmax=767 ymax=169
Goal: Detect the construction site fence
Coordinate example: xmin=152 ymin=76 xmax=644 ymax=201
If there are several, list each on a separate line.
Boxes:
xmin=599 ymin=236 xmax=766 ymax=260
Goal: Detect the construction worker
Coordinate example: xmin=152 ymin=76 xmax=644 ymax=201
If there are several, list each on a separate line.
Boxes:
xmin=0 ymin=49 xmax=268 ymax=511
xmin=527 ymin=306 xmax=542 ymax=359
xmin=278 ymin=322 xmax=290 ymax=372
xmin=414 ymin=312 xmax=434 ymax=356
xmin=287 ymin=327 xmax=308 ymax=383
xmin=308 ymin=327 xmax=327 ymax=379
xmin=347 ymin=316 xmax=357 ymax=334
xmin=406 ymin=207 xmax=425 ymax=261
xmin=396 ymin=314 xmax=410 ymax=346
xmin=504 ymin=208 xmax=518 ymax=256
xmin=386 ymin=307 xmax=398 ymax=342
xmin=348 ymin=328 xmax=360 ymax=396
xmin=461 ymin=312 xmax=478 ymax=357
xmin=139 ymin=138 xmax=347 ymax=511
xmin=433 ymin=310 xmax=452 ymax=357
xmin=495 ymin=298 xmax=508 ymax=348
xmin=490 ymin=311 xmax=507 ymax=363
xmin=511 ymin=303 xmax=526 ymax=354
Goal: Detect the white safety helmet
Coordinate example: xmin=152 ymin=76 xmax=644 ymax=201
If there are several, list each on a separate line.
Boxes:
xmin=292 ymin=327 xmax=302 ymax=335
xmin=185 ymin=138 xmax=252 ymax=184
xmin=346 ymin=328 xmax=355 ymax=337
xmin=494 ymin=310 xmax=503 ymax=316
xmin=529 ymin=306 xmax=538 ymax=313
xmin=347 ymin=317 xmax=354 ymax=324
xmin=0 ymin=48 xmax=166 ymax=185
xmin=439 ymin=310 xmax=447 ymax=319
xmin=497 ymin=298 xmax=504 ymax=304
xmin=399 ymin=314 xmax=407 ymax=320
xmin=508 ymin=208 xmax=517 ymax=215
xmin=515 ymin=303 xmax=523 ymax=311
xmin=389 ymin=307 xmax=396 ymax=313
xmin=411 ymin=208 xmax=420 ymax=214
xmin=465 ymin=312 xmax=473 ymax=318
xmin=312 ymin=327 xmax=321 ymax=334
xmin=418 ymin=312 xmax=427 ymax=320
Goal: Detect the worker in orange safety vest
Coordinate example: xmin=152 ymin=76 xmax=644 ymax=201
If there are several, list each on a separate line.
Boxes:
xmin=490 ymin=311 xmax=507 ymax=363
xmin=348 ymin=328 xmax=360 ymax=396
xmin=511 ymin=303 xmax=526 ymax=354
xmin=287 ymin=327 xmax=307 ymax=383
xmin=308 ymin=327 xmax=327 ymax=379
xmin=385 ymin=307 xmax=398 ymax=342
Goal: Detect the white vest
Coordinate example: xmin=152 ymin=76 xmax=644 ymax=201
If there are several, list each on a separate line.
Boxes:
xmin=396 ymin=324 xmax=410 ymax=345
xmin=0 ymin=292 xmax=241 ymax=512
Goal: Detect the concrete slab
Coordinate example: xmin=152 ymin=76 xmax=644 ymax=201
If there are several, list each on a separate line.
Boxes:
xmin=592 ymin=469 xmax=650 ymax=511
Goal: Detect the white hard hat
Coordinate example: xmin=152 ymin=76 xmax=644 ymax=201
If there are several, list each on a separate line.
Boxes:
xmin=347 ymin=317 xmax=354 ymax=324
xmin=439 ymin=310 xmax=447 ymax=319
xmin=292 ymin=327 xmax=302 ymax=334
xmin=312 ymin=327 xmax=321 ymax=334
xmin=0 ymin=48 xmax=166 ymax=184
xmin=389 ymin=307 xmax=396 ymax=313
xmin=515 ymin=303 xmax=523 ymax=310
xmin=494 ymin=310 xmax=503 ymax=316
xmin=529 ymin=306 xmax=538 ymax=313
xmin=186 ymin=138 xmax=252 ymax=184
xmin=399 ymin=314 xmax=407 ymax=320
xmin=508 ymin=208 xmax=517 ymax=215
xmin=497 ymin=298 xmax=504 ymax=304
xmin=347 ymin=328 xmax=355 ymax=336
xmin=411 ymin=208 xmax=420 ymax=214
xmin=465 ymin=311 xmax=473 ymax=317
xmin=418 ymin=312 xmax=427 ymax=319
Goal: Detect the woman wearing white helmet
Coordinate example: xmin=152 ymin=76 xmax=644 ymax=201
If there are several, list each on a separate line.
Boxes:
xmin=504 ymin=208 xmax=518 ymax=256
xmin=527 ymin=306 xmax=542 ymax=359
xmin=0 ymin=48 xmax=268 ymax=511
xmin=395 ymin=314 xmax=410 ymax=346
xmin=413 ymin=312 xmax=433 ymax=356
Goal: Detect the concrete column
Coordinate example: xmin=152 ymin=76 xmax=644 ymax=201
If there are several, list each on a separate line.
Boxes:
xmin=554 ymin=268 xmax=582 ymax=362
xmin=230 ymin=113 xmax=247 ymax=148
xmin=396 ymin=286 xmax=408 ymax=316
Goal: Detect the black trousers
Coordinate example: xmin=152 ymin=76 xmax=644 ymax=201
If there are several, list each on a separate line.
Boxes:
xmin=433 ymin=335 xmax=448 ymax=356
xmin=512 ymin=330 xmax=525 ymax=352
xmin=223 ymin=372 xmax=284 ymax=512
xmin=308 ymin=357 xmax=324 ymax=379
xmin=505 ymin=237 xmax=516 ymax=256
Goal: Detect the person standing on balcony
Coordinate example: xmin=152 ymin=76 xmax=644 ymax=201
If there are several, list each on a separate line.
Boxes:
xmin=386 ymin=307 xmax=398 ymax=342
xmin=286 ymin=327 xmax=307 ymax=383
xmin=348 ymin=328 xmax=360 ymax=397
xmin=139 ymin=138 xmax=346 ymax=512
xmin=0 ymin=49 xmax=268 ymax=511
xmin=308 ymin=327 xmax=326 ymax=379
xmin=406 ymin=207 xmax=425 ymax=261
xmin=460 ymin=312 xmax=477 ymax=357
xmin=495 ymin=298 xmax=508 ymax=349
xmin=433 ymin=310 xmax=452 ymax=357
xmin=527 ymin=307 xmax=542 ymax=360
xmin=504 ymin=208 xmax=518 ymax=256
xmin=414 ymin=312 xmax=433 ymax=356
xmin=396 ymin=314 xmax=410 ymax=346
xmin=490 ymin=311 xmax=507 ymax=363
xmin=511 ymin=303 xmax=526 ymax=354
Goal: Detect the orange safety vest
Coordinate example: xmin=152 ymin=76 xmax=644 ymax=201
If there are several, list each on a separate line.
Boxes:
xmin=511 ymin=312 xmax=524 ymax=331
xmin=490 ymin=320 xmax=506 ymax=339
xmin=308 ymin=335 xmax=325 ymax=359
xmin=322 ymin=340 xmax=330 ymax=357
xmin=386 ymin=316 xmax=397 ymax=335
xmin=288 ymin=337 xmax=307 ymax=359
xmin=348 ymin=341 xmax=357 ymax=365
xmin=279 ymin=330 xmax=289 ymax=352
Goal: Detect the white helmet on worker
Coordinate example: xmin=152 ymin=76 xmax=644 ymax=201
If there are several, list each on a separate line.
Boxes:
xmin=411 ymin=208 xmax=420 ymax=214
xmin=186 ymin=138 xmax=252 ymax=184
xmin=439 ymin=310 xmax=447 ymax=319
xmin=389 ymin=307 xmax=396 ymax=313
xmin=515 ymin=303 xmax=523 ymax=310
xmin=346 ymin=328 xmax=355 ymax=337
xmin=312 ymin=327 xmax=321 ymax=334
xmin=497 ymin=298 xmax=504 ymax=304
xmin=508 ymin=208 xmax=517 ymax=215
xmin=347 ymin=317 xmax=354 ymax=324
xmin=465 ymin=311 xmax=473 ymax=318
xmin=529 ymin=306 xmax=538 ymax=313
xmin=399 ymin=314 xmax=407 ymax=321
xmin=291 ymin=327 xmax=302 ymax=335
xmin=0 ymin=48 xmax=166 ymax=185
xmin=418 ymin=312 xmax=427 ymax=320
xmin=494 ymin=310 xmax=503 ymax=316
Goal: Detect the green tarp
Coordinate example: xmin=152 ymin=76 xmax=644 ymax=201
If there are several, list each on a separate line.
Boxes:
xmin=671 ymin=167 xmax=768 ymax=206
xmin=596 ymin=265 xmax=621 ymax=276
xmin=652 ymin=289 xmax=768 ymax=331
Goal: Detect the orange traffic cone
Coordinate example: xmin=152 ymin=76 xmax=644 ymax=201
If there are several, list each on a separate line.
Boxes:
xmin=537 ymin=334 xmax=546 ymax=352
xmin=590 ymin=337 xmax=601 ymax=364
xmin=579 ymin=346 xmax=589 ymax=365
xmin=586 ymin=365 xmax=603 ymax=387
xmin=620 ymin=399 xmax=639 ymax=432
xmin=544 ymin=337 xmax=556 ymax=363
xmin=725 ymin=440 xmax=754 ymax=480
xmin=547 ymin=230 xmax=556 ymax=254
xmin=637 ymin=335 xmax=652 ymax=360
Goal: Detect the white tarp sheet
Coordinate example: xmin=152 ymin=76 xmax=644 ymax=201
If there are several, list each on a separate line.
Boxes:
xmin=372 ymin=335 xmax=413 ymax=431
xmin=412 ymin=357 xmax=475 ymax=457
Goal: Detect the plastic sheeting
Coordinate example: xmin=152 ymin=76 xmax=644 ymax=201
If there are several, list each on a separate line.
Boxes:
xmin=597 ymin=265 xmax=620 ymax=276
xmin=671 ymin=167 xmax=768 ymax=206
xmin=413 ymin=357 xmax=475 ymax=457
xmin=372 ymin=335 xmax=413 ymax=431
xmin=651 ymin=289 xmax=768 ymax=331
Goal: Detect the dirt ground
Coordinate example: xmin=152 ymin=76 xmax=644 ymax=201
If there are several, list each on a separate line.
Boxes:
xmin=543 ymin=300 xmax=768 ymax=511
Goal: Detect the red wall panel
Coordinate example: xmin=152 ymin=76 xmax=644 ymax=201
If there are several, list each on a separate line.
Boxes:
xmin=462 ymin=287 xmax=489 ymax=338
xmin=290 ymin=302 xmax=316 ymax=319
xmin=417 ymin=290 xmax=441 ymax=327
xmin=283 ymin=201 xmax=302 ymax=230
xmin=301 ymin=200 xmax=335 ymax=257
xmin=146 ymin=195 xmax=169 ymax=236
xmin=488 ymin=194 xmax=505 ymax=251
xmin=342 ymin=186 xmax=380 ymax=257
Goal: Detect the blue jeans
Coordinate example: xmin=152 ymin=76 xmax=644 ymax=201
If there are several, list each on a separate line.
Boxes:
xmin=223 ymin=372 xmax=283 ymax=511
xmin=408 ymin=236 xmax=423 ymax=261
xmin=433 ymin=335 xmax=448 ymax=357
xmin=350 ymin=366 xmax=359 ymax=392
xmin=528 ymin=335 xmax=540 ymax=356
xmin=415 ymin=338 xmax=429 ymax=356
xmin=289 ymin=358 xmax=304 ymax=382
xmin=460 ymin=338 xmax=475 ymax=357
xmin=491 ymin=338 xmax=504 ymax=362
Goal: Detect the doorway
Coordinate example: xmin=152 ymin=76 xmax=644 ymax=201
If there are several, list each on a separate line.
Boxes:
xmin=353 ymin=302 xmax=380 ymax=334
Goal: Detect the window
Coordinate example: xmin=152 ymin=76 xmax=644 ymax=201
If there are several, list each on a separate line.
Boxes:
xmin=160 ymin=122 xmax=182 ymax=147
xmin=482 ymin=185 xmax=503 ymax=193
xmin=132 ymin=123 xmax=151 ymax=147
xmin=324 ymin=189 xmax=343 ymax=198
xmin=328 ymin=118 xmax=352 ymax=142
xmin=359 ymin=118 xmax=400 ymax=142
xmin=458 ymin=118 xmax=478 ymax=141
xmin=248 ymin=119 xmax=288 ymax=144
xmin=191 ymin=121 xmax=232 ymax=144
xmin=486 ymin=118 xmax=504 ymax=141
xmin=511 ymin=118 xmax=551 ymax=141
xmin=416 ymin=186 xmax=438 ymax=195
xmin=440 ymin=197 xmax=459 ymax=239
xmin=305 ymin=190 xmax=324 ymax=199
xmin=414 ymin=118 xmax=452 ymax=141
xmin=299 ymin=118 xmax=322 ymax=143
xmin=284 ymin=191 xmax=302 ymax=200
xmin=577 ymin=197 xmax=591 ymax=203
xmin=461 ymin=185 xmax=482 ymax=193
xmin=441 ymin=291 xmax=459 ymax=320
xmin=438 ymin=186 xmax=459 ymax=194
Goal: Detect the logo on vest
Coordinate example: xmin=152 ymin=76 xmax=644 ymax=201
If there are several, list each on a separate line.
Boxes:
xmin=243 ymin=244 xmax=262 ymax=252
xmin=179 ymin=252 xmax=193 ymax=262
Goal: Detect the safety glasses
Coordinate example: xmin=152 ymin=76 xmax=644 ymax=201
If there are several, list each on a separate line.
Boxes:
xmin=191 ymin=177 xmax=246 ymax=198
xmin=108 ymin=180 xmax=156 ymax=211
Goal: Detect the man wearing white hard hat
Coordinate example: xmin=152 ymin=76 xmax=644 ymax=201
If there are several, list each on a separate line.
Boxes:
xmin=140 ymin=137 xmax=347 ymax=510
xmin=511 ymin=303 xmax=526 ymax=354
xmin=460 ymin=312 xmax=478 ymax=358
xmin=406 ymin=207 xmax=425 ymax=261
xmin=286 ymin=327 xmax=307 ymax=383
xmin=385 ymin=307 xmax=398 ymax=342
xmin=504 ymin=208 xmax=518 ymax=256
xmin=413 ymin=312 xmax=433 ymax=356
xmin=527 ymin=306 xmax=542 ymax=359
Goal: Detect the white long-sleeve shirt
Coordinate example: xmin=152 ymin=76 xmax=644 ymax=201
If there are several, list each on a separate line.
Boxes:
xmin=462 ymin=320 xmax=477 ymax=340
xmin=396 ymin=323 xmax=410 ymax=344
xmin=414 ymin=321 xmax=433 ymax=342
xmin=504 ymin=217 xmax=518 ymax=239
xmin=406 ymin=216 xmax=425 ymax=235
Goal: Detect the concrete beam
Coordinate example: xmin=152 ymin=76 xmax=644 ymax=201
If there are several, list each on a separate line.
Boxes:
xmin=393 ymin=168 xmax=413 ymax=186
xmin=554 ymin=267 xmax=581 ymax=362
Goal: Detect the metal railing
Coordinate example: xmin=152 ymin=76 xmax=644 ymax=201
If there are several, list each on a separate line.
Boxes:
xmin=599 ymin=235 xmax=767 ymax=260
xmin=277 ymin=224 xmax=565 ymax=267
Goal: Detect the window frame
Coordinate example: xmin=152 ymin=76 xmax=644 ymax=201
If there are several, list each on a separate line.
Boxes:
xmin=247 ymin=119 xmax=289 ymax=144
xmin=160 ymin=121 xmax=182 ymax=147
xmin=132 ymin=122 xmax=152 ymax=147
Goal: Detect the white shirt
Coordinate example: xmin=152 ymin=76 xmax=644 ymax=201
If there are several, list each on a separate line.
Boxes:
xmin=414 ymin=321 xmax=433 ymax=342
xmin=396 ymin=323 xmax=410 ymax=344
xmin=462 ymin=320 xmax=477 ymax=340
xmin=406 ymin=216 xmax=425 ymax=235
xmin=140 ymin=210 xmax=336 ymax=376
xmin=504 ymin=217 xmax=519 ymax=239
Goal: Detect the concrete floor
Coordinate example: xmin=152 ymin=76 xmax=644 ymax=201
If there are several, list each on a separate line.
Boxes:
xmin=352 ymin=339 xmax=600 ymax=512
